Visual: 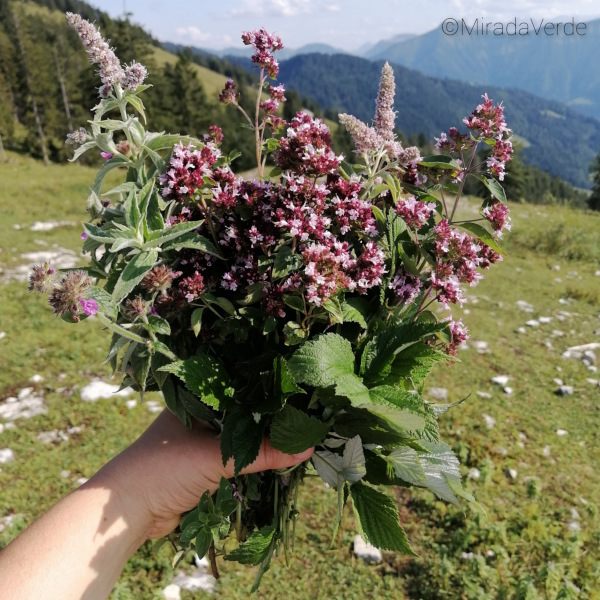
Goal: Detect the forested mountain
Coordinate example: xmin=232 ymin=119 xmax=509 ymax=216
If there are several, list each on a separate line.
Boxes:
xmin=365 ymin=19 xmax=600 ymax=122
xmin=276 ymin=53 xmax=600 ymax=190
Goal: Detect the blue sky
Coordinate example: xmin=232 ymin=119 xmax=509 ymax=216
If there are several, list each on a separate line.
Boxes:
xmin=89 ymin=0 xmax=600 ymax=52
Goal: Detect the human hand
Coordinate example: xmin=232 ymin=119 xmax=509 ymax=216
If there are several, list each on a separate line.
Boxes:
xmin=94 ymin=409 xmax=314 ymax=540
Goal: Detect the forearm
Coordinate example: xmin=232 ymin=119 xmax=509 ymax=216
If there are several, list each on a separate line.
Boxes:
xmin=0 ymin=472 xmax=147 ymax=600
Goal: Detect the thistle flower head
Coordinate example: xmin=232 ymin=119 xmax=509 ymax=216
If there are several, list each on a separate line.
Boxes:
xmin=48 ymin=270 xmax=92 ymax=319
xmin=374 ymin=62 xmax=396 ymax=141
xmin=28 ymin=263 xmax=57 ymax=294
xmin=66 ymin=12 xmax=126 ymax=96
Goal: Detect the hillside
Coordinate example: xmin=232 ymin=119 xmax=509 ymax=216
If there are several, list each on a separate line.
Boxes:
xmin=366 ymin=19 xmax=600 ymax=122
xmin=277 ymin=53 xmax=600 ymax=189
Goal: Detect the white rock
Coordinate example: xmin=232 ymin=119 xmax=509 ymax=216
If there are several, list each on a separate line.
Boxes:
xmin=555 ymin=385 xmax=574 ymax=396
xmin=472 ymin=340 xmax=489 ymax=354
xmin=79 ymin=381 xmax=134 ymax=402
xmin=461 ymin=551 xmax=475 ymax=559
xmin=579 ymin=496 xmax=588 ymax=505
xmin=162 ymin=584 xmax=181 ymax=600
xmin=0 ymin=393 xmax=46 ymax=421
xmin=586 ymin=378 xmax=599 ymax=386
xmin=0 ymin=424 xmax=4 ymax=434
xmin=551 ymin=265 xmax=561 ymax=271
xmin=28 ymin=374 xmax=44 ymax=383
xmin=468 ymin=468 xmax=481 ymax=480
xmin=567 ymin=521 xmax=581 ymax=532
xmin=476 ymin=391 xmax=492 ymax=399
xmin=76 ymin=477 xmax=89 ymax=486
xmin=1 ymin=249 xmax=77 ymax=283
xmin=588 ymin=366 xmax=598 ymax=373
xmin=29 ymin=220 xmax=75 ymax=232
xmin=562 ymin=343 xmax=600 ymax=360
xmin=503 ymin=386 xmax=513 ymax=396
xmin=0 ymin=448 xmax=15 ymax=464
xmin=553 ymin=378 xmax=564 ymax=386
xmin=486 ymin=550 xmax=495 ymax=557
xmin=353 ymin=534 xmax=382 ymax=564
xmin=556 ymin=429 xmax=568 ymax=437
xmin=125 ymin=399 xmax=137 ymax=409
xmin=518 ymin=432 xmax=528 ymax=441
xmin=539 ymin=316 xmax=552 ymax=324
xmin=482 ymin=414 xmax=496 ymax=429
xmin=60 ymin=470 xmax=71 ymax=478
xmin=543 ymin=445 xmax=551 ymax=456
xmin=0 ymin=331 xmax=6 ymax=340
xmin=505 ymin=468 xmax=518 ymax=480
xmin=491 ymin=375 xmax=509 ymax=386
xmin=18 ymin=387 xmax=34 ymax=400
xmin=0 ymin=514 xmax=20 ymax=533
xmin=146 ymin=400 xmax=163 ymax=414
xmin=516 ymin=300 xmax=534 ymax=313
xmin=552 ymin=330 xmax=564 ymax=337
xmin=36 ymin=430 xmax=69 ymax=444
xmin=582 ymin=350 xmax=596 ymax=365
xmin=172 ymin=568 xmax=216 ymax=592
xmin=525 ymin=320 xmax=540 ymax=327
xmin=517 ymin=327 xmax=527 ymax=334
xmin=571 ymin=508 xmax=581 ymax=520
xmin=427 ymin=387 xmax=448 ymax=401
xmin=493 ymin=446 xmax=508 ymax=457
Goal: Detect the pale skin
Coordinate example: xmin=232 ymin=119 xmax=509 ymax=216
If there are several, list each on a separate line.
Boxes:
xmin=0 ymin=409 xmax=314 ymax=600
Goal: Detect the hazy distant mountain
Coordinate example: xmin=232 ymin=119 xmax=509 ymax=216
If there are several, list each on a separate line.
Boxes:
xmin=363 ymin=34 xmax=417 ymax=59
xmin=366 ymin=18 xmax=600 ymax=121
xmin=162 ymin=41 xmax=349 ymax=61
xmin=277 ymin=53 xmax=600 ymax=188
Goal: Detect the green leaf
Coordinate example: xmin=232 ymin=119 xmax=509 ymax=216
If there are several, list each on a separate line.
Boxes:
xmin=178 ymin=385 xmax=218 ymax=423
xmin=270 ymin=405 xmax=331 ymax=454
xmin=334 ymin=373 xmax=370 ymax=406
xmin=122 ymin=187 xmax=141 ymax=231
xmin=159 ymin=354 xmax=232 ymax=410
xmin=143 ymin=221 xmax=204 ymax=249
xmin=312 ymin=450 xmax=344 ymax=489
xmin=225 ymin=525 xmax=276 ymax=565
xmin=342 ymin=435 xmax=366 ymax=483
xmin=367 ymin=386 xmax=426 ymax=431
xmin=360 ymin=322 xmax=446 ymax=384
xmin=146 ymin=315 xmax=170 ymax=336
xmin=191 ymin=307 xmax=204 ymax=337
xmin=350 ymin=483 xmax=414 ymax=554
xmin=220 ymin=405 xmax=266 ymax=476
xmin=272 ymin=246 xmax=302 ymax=279
xmin=161 ymin=232 xmax=222 ymax=257
xmin=482 ymin=176 xmax=508 ymax=204
xmin=87 ymin=286 xmax=118 ymax=321
xmin=323 ymin=297 xmax=344 ymax=324
xmin=459 ymin=222 xmax=506 ymax=256
xmin=216 ymin=478 xmax=238 ymax=516
xmin=180 ymin=522 xmax=203 ymax=545
xmin=287 ymin=333 xmax=356 ymax=388
xmin=341 ymin=298 xmax=369 ymax=328
xmin=112 ymin=249 xmax=158 ymax=303
xmin=283 ymin=294 xmax=305 ymax=313
xmin=91 ymin=155 xmax=130 ymax=195
xmin=195 ymin=528 xmax=213 ymax=559
xmin=386 ymin=447 xmax=427 ymax=485
xmin=418 ymin=155 xmax=461 ymax=170
xmin=384 ymin=342 xmax=451 ymax=386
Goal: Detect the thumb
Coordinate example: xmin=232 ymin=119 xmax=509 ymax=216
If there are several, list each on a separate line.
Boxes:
xmin=228 ymin=437 xmax=314 ymax=477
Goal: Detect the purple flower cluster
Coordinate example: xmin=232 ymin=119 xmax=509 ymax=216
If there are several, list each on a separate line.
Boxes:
xmin=395 ymin=195 xmax=436 ymax=229
xmin=482 ymin=200 xmax=511 ymax=237
xmin=241 ymin=28 xmax=283 ymax=78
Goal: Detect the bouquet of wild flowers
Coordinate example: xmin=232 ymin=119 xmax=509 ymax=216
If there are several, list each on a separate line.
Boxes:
xmin=30 ymin=13 xmax=513 ymax=590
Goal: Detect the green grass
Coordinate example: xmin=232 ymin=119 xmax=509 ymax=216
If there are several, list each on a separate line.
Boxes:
xmin=1 ymin=154 xmax=599 ymax=598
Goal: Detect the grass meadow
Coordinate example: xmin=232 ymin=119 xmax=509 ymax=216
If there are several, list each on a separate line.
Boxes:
xmin=0 ymin=152 xmax=599 ymax=599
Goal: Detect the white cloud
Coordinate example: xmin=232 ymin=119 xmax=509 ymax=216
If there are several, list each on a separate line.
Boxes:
xmin=228 ymin=0 xmax=314 ymax=17
xmin=174 ymin=27 xmax=232 ymax=48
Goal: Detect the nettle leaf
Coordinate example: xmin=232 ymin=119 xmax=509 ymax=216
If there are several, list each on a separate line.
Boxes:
xmin=112 ymin=248 xmax=158 ymax=303
xmin=159 ymin=354 xmax=233 ymax=410
xmin=312 ymin=450 xmax=344 ymax=489
xmin=287 ymin=333 xmax=356 ymax=388
xmin=417 ymin=440 xmax=472 ymax=505
xmin=342 ymin=435 xmax=367 ymax=483
xmin=220 ymin=405 xmax=266 ymax=476
xmin=341 ymin=297 xmax=369 ymax=329
xmin=459 ymin=222 xmax=506 ymax=256
xmin=143 ymin=220 xmax=204 ymax=249
xmin=350 ymin=483 xmax=414 ymax=554
xmin=270 ymin=405 xmax=332 ymax=455
xmin=313 ymin=435 xmax=366 ymax=489
xmin=386 ymin=446 xmax=427 ymax=485
xmin=384 ymin=342 xmax=451 ymax=386
xmin=361 ymin=321 xmax=446 ymax=384
xmin=334 ymin=373 xmax=370 ymax=406
xmin=366 ymin=386 xmax=426 ymax=431
xmin=225 ymin=525 xmax=276 ymax=565
xmin=272 ymin=245 xmax=302 ymax=279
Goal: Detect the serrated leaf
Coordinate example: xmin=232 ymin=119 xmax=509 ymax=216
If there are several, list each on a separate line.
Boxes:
xmin=384 ymin=342 xmax=451 ymax=386
xmin=387 ymin=447 xmax=427 ymax=485
xmin=417 ymin=440 xmax=466 ymax=505
xmin=350 ymin=483 xmax=414 ymax=554
xmin=159 ymin=354 xmax=232 ymax=409
xmin=341 ymin=298 xmax=369 ymax=328
xmin=220 ymin=405 xmax=266 ymax=475
xmin=272 ymin=246 xmax=302 ymax=279
xmin=323 ymin=297 xmax=344 ymax=323
xmin=287 ymin=333 xmax=355 ymax=388
xmin=459 ymin=222 xmax=506 ymax=256
xmin=361 ymin=321 xmax=446 ymax=384
xmin=367 ymin=386 xmax=426 ymax=431
xmin=225 ymin=525 xmax=276 ymax=565
xmin=270 ymin=405 xmax=331 ymax=454
xmin=312 ymin=450 xmax=344 ymax=489
xmin=342 ymin=435 xmax=366 ymax=483
xmin=112 ymin=249 xmax=158 ymax=303
xmin=418 ymin=155 xmax=461 ymax=170
xmin=334 ymin=373 xmax=370 ymax=406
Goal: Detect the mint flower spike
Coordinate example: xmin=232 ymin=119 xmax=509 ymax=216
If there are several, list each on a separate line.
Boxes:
xmin=374 ymin=62 xmax=396 ymax=141
xmin=338 ymin=113 xmax=384 ymax=156
xmin=66 ymin=12 xmax=146 ymax=98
